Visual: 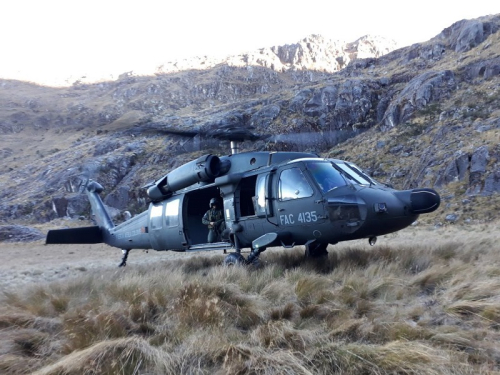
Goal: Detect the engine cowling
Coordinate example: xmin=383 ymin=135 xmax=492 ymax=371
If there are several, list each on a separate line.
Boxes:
xmin=147 ymin=154 xmax=222 ymax=201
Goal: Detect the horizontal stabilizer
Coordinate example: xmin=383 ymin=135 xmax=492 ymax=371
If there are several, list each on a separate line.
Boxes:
xmin=46 ymin=226 xmax=103 ymax=244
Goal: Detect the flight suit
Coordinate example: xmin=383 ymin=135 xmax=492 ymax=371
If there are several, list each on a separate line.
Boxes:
xmin=202 ymin=208 xmax=224 ymax=243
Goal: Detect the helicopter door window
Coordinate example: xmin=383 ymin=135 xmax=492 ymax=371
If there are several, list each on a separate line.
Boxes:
xmin=279 ymin=168 xmax=313 ymax=201
xmin=150 ymin=204 xmax=163 ymax=230
xmin=255 ymin=174 xmax=267 ymax=216
xmin=165 ymin=199 xmax=180 ymax=227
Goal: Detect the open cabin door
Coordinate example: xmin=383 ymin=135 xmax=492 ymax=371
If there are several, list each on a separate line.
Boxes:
xmin=182 ymin=185 xmax=230 ymax=247
xmin=233 ymin=173 xmax=277 ymax=247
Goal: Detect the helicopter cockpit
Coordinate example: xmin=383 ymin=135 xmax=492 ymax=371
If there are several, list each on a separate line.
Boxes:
xmin=306 ymin=161 xmax=348 ymax=193
xmin=285 ymin=159 xmax=379 ymax=196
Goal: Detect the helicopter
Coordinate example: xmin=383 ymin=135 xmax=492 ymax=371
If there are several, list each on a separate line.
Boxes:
xmin=46 ymin=127 xmax=441 ymax=267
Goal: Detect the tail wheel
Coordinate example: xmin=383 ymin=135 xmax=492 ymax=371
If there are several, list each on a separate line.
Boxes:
xmin=223 ymin=252 xmax=246 ymax=266
xmin=305 ymin=242 xmax=328 ymax=258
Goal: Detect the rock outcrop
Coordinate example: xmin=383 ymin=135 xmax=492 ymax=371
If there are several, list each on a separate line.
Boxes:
xmin=156 ymin=34 xmax=397 ymax=76
xmin=0 ymin=225 xmax=44 ymax=242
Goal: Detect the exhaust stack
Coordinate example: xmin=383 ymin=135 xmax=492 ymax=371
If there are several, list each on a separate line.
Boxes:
xmin=230 ymin=140 xmax=240 ymax=155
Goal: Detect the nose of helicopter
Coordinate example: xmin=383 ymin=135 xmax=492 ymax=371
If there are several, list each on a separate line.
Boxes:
xmin=322 ymin=187 xmax=440 ymax=241
xmin=395 ymin=188 xmax=441 ymax=214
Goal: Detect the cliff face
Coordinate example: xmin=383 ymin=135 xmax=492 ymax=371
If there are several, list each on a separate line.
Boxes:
xmin=0 ymin=15 xmax=499 ymax=227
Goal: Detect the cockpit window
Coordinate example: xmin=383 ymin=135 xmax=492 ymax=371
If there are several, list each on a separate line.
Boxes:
xmin=307 ymin=162 xmax=347 ymax=193
xmin=279 ymin=168 xmax=314 ymax=201
xmin=335 ymin=163 xmax=372 ymax=185
xmin=345 ymin=162 xmax=377 ymax=185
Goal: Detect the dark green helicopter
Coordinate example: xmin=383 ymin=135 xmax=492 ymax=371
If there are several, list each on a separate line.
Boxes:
xmin=46 ymin=127 xmax=440 ymax=266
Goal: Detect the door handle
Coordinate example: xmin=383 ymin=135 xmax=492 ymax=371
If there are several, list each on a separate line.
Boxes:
xmin=278 ymin=208 xmax=285 ymax=212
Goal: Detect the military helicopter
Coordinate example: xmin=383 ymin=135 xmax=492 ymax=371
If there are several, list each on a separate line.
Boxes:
xmin=46 ymin=126 xmax=441 ymax=266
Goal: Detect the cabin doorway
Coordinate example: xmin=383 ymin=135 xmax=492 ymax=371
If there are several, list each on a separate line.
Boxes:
xmin=183 ymin=186 xmax=221 ymax=245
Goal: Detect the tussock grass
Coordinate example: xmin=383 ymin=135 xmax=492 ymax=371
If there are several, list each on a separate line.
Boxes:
xmin=2 ymin=224 xmax=500 ymax=374
xmin=32 ymin=337 xmax=171 ymax=375
xmin=310 ymin=341 xmax=464 ymax=374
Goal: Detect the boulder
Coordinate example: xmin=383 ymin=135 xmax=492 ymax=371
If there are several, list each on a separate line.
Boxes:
xmin=0 ymin=225 xmax=44 ymax=242
xmin=329 ymin=80 xmax=374 ymax=129
xmin=321 ymin=86 xmax=339 ymax=109
xmin=304 ymin=90 xmax=326 ymax=117
xmin=470 ymin=146 xmax=489 ymax=174
xmin=51 ymin=194 xmax=89 ymax=219
xmin=482 ymin=170 xmax=500 ymax=196
xmin=445 ymin=214 xmax=459 ymax=223
xmin=462 ymin=57 xmax=500 ymax=81
xmin=456 ymin=152 xmax=470 ymax=180
xmin=435 ymin=151 xmax=470 ymax=186
xmin=52 ymin=196 xmax=68 ymax=217
xmin=438 ymin=18 xmax=499 ymax=53
xmin=289 ymin=89 xmax=313 ymax=113
xmin=66 ymin=194 xmax=90 ymax=218
xmin=104 ymin=185 xmax=131 ymax=210
xmin=381 ymin=70 xmax=456 ymax=130
xmin=250 ymin=104 xmax=281 ymax=128
xmin=467 ymin=146 xmax=490 ymax=195
xmin=454 ymin=20 xmax=485 ymax=53
xmin=93 ymin=139 xmax=122 ymax=156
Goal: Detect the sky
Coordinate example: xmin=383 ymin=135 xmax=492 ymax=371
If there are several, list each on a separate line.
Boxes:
xmin=1 ymin=0 xmax=499 ymax=85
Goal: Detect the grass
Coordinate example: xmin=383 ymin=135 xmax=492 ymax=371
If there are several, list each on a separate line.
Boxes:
xmin=1 ymin=224 xmax=500 ymax=374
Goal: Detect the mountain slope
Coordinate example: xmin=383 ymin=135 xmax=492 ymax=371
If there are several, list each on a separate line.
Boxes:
xmin=0 ymin=15 xmax=499 ymax=227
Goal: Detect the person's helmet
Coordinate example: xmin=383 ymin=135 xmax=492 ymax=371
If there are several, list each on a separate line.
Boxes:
xmin=209 ymin=198 xmax=217 ymax=207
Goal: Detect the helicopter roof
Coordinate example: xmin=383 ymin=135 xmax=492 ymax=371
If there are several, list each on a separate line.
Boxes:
xmin=220 ymin=151 xmax=318 ymax=175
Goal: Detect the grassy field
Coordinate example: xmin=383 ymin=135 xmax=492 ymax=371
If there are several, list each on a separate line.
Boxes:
xmin=1 ymin=222 xmax=500 ymax=374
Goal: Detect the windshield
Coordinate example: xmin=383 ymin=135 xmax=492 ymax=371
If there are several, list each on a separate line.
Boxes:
xmin=335 ymin=163 xmax=372 ymax=185
xmin=334 ymin=162 xmax=378 ymax=185
xmin=306 ymin=162 xmax=347 ymax=193
xmin=345 ymin=162 xmax=378 ymax=185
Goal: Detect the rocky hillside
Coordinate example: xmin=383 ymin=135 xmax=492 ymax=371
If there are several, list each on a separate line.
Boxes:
xmin=154 ymin=34 xmax=397 ymax=74
xmin=0 ymin=15 xmax=499 ymax=229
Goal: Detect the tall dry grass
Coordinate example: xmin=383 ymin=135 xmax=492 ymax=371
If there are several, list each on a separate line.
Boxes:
xmin=1 ymin=223 xmax=500 ymax=374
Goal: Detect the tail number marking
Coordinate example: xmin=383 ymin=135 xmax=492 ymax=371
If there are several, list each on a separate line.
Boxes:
xmin=280 ymin=211 xmax=317 ymax=225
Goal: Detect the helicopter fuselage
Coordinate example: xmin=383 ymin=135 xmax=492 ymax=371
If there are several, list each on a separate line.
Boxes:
xmin=47 ymin=151 xmax=440 ymax=263
xmin=98 ymin=153 xmax=437 ymax=251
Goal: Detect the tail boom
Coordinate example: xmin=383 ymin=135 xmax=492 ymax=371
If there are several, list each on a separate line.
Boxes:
xmin=86 ymin=181 xmax=114 ymax=230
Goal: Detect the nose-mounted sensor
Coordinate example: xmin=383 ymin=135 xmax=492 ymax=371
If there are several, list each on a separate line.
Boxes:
xmin=374 ymin=202 xmax=388 ymax=213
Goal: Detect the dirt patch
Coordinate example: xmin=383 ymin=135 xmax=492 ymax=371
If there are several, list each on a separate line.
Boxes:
xmin=0 ymin=241 xmax=190 ymax=291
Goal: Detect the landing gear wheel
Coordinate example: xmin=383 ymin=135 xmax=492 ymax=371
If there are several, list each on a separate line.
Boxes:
xmin=305 ymin=242 xmax=328 ymax=259
xmin=223 ymin=252 xmax=246 ymax=266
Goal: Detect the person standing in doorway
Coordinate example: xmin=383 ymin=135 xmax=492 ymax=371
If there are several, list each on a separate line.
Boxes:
xmin=202 ymin=198 xmax=224 ymax=243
